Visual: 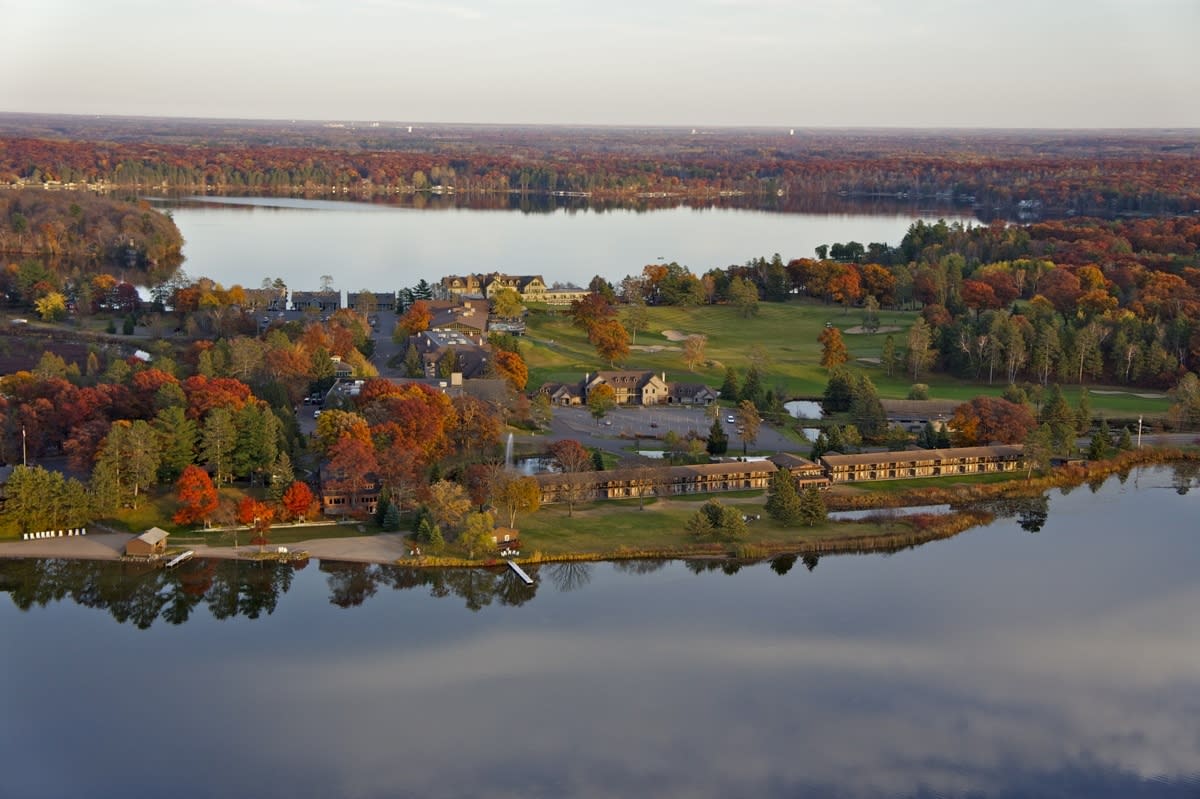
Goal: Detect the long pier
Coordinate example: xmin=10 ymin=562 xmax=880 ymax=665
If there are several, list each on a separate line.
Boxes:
xmin=506 ymin=560 xmax=534 ymax=585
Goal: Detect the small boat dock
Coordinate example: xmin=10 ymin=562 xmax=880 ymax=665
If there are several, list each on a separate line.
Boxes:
xmin=164 ymin=550 xmax=195 ymax=569
xmin=506 ymin=560 xmax=534 ymax=585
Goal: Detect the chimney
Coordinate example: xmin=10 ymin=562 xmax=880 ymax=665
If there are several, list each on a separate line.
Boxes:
xmin=662 ymin=371 xmax=666 ymax=383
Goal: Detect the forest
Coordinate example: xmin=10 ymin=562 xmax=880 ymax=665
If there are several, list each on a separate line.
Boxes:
xmin=2 ymin=114 xmax=1198 ymax=216
xmin=0 ymin=189 xmax=184 ymax=274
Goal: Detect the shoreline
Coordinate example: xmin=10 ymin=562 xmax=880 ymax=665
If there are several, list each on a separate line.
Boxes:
xmin=2 ymin=450 xmax=1194 ymax=570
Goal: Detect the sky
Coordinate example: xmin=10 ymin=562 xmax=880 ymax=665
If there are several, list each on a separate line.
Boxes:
xmin=5 ymin=0 xmax=1199 ymax=128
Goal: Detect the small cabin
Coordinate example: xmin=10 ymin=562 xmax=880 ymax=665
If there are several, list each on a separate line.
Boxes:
xmin=126 ymin=527 xmax=169 ymax=557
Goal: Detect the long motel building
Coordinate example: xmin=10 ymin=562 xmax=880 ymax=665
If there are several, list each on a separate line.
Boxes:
xmin=533 ymin=445 xmax=1025 ymax=505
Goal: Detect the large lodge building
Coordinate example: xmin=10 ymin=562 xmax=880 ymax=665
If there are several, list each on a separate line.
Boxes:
xmin=533 ymin=445 xmax=1025 ymax=506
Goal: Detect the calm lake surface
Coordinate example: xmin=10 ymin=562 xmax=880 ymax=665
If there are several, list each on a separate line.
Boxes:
xmin=159 ymin=197 xmax=978 ymax=292
xmin=2 ymin=466 xmax=1198 ymax=799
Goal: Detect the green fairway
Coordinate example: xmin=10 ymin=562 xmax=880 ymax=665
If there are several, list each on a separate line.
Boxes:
xmin=521 ymin=300 xmax=1172 ymax=419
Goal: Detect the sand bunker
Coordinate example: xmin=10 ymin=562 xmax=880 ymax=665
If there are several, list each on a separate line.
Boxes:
xmin=631 ymin=344 xmax=680 ymax=353
xmin=842 ymin=325 xmax=902 ymax=334
xmin=1091 ymin=390 xmax=1167 ymax=399
xmin=660 ymin=329 xmax=697 ymax=342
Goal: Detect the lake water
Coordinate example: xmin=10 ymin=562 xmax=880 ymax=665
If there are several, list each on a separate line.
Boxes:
xmin=159 ymin=197 xmax=978 ymax=293
xmin=2 ymin=465 xmax=1199 ymax=798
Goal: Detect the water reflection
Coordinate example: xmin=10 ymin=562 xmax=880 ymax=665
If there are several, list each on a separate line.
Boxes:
xmin=1 ymin=467 xmax=1199 ymax=798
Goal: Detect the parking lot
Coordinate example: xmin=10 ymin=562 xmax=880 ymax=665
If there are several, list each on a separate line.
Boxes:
xmin=548 ymin=404 xmax=799 ymax=456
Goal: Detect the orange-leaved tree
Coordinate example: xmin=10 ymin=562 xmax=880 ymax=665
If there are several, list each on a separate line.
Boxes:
xmin=173 ymin=465 xmax=218 ymax=527
xmin=281 ymin=481 xmax=316 ymax=522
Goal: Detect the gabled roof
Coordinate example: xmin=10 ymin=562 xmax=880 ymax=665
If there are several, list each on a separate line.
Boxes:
xmin=137 ymin=527 xmax=169 ymax=545
xmin=820 ymin=444 xmax=1024 ymax=468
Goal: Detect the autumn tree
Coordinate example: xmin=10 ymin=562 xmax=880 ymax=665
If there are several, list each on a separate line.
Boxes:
xmin=325 ymin=436 xmax=380 ymax=516
xmin=458 ymin=511 xmax=497 ymax=559
xmin=949 ymin=397 xmax=1036 ymax=446
xmin=906 ymin=317 xmax=936 ymax=380
xmin=682 ymin=334 xmax=708 ymax=371
xmin=737 ymin=400 xmax=761 ymax=455
xmin=490 ymin=287 xmax=524 ymax=318
xmin=237 ymin=496 xmax=275 ymax=552
xmin=173 ymin=465 xmax=219 ymax=527
xmin=492 ymin=474 xmax=541 ymax=528
xmin=548 ymin=438 xmax=594 ymax=517
xmin=393 ymin=299 xmax=432 ymax=342
xmin=281 ymin=480 xmax=317 ymax=522
xmin=818 ymin=326 xmax=849 ymax=369
xmin=426 ymin=480 xmax=472 ymax=531
xmin=589 ymin=317 xmax=630 ymax=367
xmin=588 ymin=382 xmax=617 ymax=422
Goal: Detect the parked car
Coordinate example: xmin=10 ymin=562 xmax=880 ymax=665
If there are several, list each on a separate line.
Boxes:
xmin=726 ymin=415 xmax=736 ymax=423
xmin=313 ymin=409 xmax=322 ymax=419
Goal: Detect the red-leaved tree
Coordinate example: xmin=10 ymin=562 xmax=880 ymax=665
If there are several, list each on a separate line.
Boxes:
xmin=173 ymin=465 xmax=219 ymax=527
xmin=281 ymin=481 xmax=316 ymax=522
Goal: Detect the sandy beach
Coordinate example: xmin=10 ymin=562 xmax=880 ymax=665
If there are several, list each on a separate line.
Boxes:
xmin=0 ymin=531 xmax=415 ymax=566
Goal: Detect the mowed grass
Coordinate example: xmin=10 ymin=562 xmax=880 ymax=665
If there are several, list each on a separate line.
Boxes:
xmin=516 ymin=495 xmax=891 ymax=557
xmin=522 ymin=300 xmax=1172 ymax=419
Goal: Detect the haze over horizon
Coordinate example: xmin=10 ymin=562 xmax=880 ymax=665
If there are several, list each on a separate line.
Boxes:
xmin=6 ymin=0 xmax=1198 ymax=130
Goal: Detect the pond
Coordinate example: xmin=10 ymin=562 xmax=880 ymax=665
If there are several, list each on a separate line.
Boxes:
xmin=1 ymin=465 xmax=1198 ymax=798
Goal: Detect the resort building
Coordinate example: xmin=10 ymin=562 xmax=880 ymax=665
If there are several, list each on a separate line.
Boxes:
xmin=347 ymin=291 xmax=397 ymax=313
xmin=820 ymin=445 xmax=1025 ymax=483
xmin=767 ymin=453 xmax=829 ymax=488
xmin=440 ymin=273 xmax=589 ymax=306
xmin=291 ymin=290 xmax=342 ymax=313
xmin=535 ymin=460 xmax=783 ymax=505
xmin=585 ymin=371 xmax=670 ymax=406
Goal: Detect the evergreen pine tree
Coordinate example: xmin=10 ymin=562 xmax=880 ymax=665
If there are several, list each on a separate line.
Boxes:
xmin=1117 ymin=426 xmax=1134 ymax=451
xmin=809 ymin=430 xmax=830 ymax=460
xmin=375 ymin=497 xmax=392 ymax=527
xmin=797 ymin=487 xmax=827 ymax=527
xmin=740 ymin=365 xmax=763 ymax=408
xmin=1087 ymin=418 xmax=1113 ymax=461
xmin=427 ymin=524 xmax=445 ymax=552
xmin=706 ymin=417 xmax=728 ymax=455
xmin=591 ymin=448 xmax=605 ymax=471
xmin=267 ymin=452 xmax=294 ymax=502
xmin=765 ymin=469 xmax=803 ymax=524
xmin=416 ymin=516 xmax=434 ymax=543
xmin=719 ymin=367 xmax=740 ymax=402
xmin=382 ymin=501 xmax=403 ymax=531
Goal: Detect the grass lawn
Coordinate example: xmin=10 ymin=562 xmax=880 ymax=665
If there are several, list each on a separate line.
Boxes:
xmin=516 ymin=495 xmax=892 ymax=557
xmin=522 ymin=300 xmax=1173 ymax=419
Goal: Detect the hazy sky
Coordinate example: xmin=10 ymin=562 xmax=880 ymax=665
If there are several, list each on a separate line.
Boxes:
xmin=6 ymin=0 xmax=1198 ymax=127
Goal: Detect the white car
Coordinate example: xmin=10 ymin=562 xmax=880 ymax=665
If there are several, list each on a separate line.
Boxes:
xmin=726 ymin=415 xmax=736 ymax=423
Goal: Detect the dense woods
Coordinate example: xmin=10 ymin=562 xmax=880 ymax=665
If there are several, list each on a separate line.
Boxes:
xmin=2 ymin=115 xmax=1199 ymax=215
xmin=0 ymin=189 xmax=183 ymax=273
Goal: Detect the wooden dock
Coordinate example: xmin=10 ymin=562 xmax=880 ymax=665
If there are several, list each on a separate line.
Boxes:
xmin=506 ymin=560 xmax=534 ymax=585
xmin=164 ymin=550 xmax=194 ymax=569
